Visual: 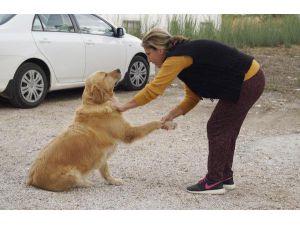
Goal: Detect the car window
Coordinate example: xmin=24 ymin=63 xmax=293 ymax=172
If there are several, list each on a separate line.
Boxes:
xmin=32 ymin=15 xmax=43 ymax=31
xmin=38 ymin=14 xmax=75 ymax=32
xmin=74 ymin=14 xmax=114 ymax=36
xmin=0 ymin=14 xmax=15 ymax=25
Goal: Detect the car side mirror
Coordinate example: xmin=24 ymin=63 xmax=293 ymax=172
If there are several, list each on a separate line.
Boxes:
xmin=116 ymin=27 xmax=125 ymax=37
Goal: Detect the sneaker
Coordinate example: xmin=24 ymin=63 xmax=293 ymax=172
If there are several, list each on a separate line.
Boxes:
xmin=186 ymin=176 xmax=225 ymax=194
xmin=222 ymin=177 xmax=236 ymax=190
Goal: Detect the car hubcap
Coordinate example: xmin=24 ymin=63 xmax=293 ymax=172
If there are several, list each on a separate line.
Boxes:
xmin=129 ymin=61 xmax=147 ymax=87
xmin=21 ymin=70 xmax=45 ymax=103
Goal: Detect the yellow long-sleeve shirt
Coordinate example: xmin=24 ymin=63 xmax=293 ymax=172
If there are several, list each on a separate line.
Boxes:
xmin=134 ymin=56 xmax=260 ymax=115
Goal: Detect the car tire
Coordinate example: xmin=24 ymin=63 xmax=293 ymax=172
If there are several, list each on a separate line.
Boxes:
xmin=122 ymin=56 xmax=149 ymax=91
xmin=9 ymin=63 xmax=48 ymax=108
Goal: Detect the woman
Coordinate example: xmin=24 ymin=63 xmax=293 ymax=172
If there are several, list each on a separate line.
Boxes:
xmin=112 ymin=28 xmax=265 ymax=194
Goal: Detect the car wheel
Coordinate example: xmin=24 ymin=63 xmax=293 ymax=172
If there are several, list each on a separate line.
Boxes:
xmin=9 ymin=63 xmax=48 ymax=108
xmin=122 ymin=56 xmax=149 ymax=90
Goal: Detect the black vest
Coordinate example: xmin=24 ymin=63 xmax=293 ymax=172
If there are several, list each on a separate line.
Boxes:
xmin=166 ymin=40 xmax=254 ymax=102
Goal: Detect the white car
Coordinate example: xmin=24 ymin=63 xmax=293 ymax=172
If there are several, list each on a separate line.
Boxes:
xmin=0 ymin=14 xmax=152 ymax=108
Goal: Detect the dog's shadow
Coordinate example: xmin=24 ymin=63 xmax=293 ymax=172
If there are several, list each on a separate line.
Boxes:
xmin=44 ymin=88 xmax=84 ymax=103
xmin=0 ymin=88 xmax=85 ymax=109
xmin=44 ymin=86 xmax=128 ymax=104
xmin=0 ymin=85 xmax=129 ymax=109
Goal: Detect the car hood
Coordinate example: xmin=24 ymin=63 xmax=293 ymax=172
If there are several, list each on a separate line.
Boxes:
xmin=124 ymin=33 xmax=143 ymax=44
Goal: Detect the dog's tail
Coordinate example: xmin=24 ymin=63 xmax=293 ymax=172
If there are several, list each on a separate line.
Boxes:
xmin=26 ymin=167 xmax=35 ymax=186
xmin=26 ymin=159 xmax=40 ymax=186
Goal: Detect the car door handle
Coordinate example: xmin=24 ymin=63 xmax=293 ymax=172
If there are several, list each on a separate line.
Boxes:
xmin=39 ymin=38 xmax=51 ymax=44
xmin=85 ymin=40 xmax=95 ymax=45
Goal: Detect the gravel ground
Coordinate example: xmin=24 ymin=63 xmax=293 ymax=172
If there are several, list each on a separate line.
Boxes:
xmin=0 ymin=84 xmax=299 ymax=209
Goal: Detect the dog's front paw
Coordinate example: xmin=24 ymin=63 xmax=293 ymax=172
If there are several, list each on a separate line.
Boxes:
xmin=107 ymin=178 xmax=123 ymax=186
xmin=162 ymin=121 xmax=177 ymax=130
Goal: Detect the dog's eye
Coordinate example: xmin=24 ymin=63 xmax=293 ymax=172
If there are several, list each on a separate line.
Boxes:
xmin=104 ymin=73 xmax=108 ymax=77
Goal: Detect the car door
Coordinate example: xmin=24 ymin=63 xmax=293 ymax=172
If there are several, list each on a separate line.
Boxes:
xmin=31 ymin=14 xmax=85 ymax=83
xmin=73 ymin=14 xmax=126 ymax=78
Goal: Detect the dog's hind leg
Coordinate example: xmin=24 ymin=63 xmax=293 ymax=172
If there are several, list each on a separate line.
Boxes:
xmin=99 ymin=162 xmax=123 ymax=185
xmin=45 ymin=168 xmax=86 ymax=191
xmin=64 ymin=168 xmax=95 ymax=189
xmin=77 ymin=176 xmax=94 ymax=188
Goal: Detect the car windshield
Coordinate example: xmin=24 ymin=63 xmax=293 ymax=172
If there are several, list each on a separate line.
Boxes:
xmin=0 ymin=14 xmax=15 ymax=25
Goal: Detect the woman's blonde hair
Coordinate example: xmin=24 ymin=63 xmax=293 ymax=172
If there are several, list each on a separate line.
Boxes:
xmin=142 ymin=28 xmax=189 ymax=50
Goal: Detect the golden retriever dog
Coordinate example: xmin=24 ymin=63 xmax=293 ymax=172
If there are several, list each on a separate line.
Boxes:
xmin=27 ymin=69 xmax=176 ymax=192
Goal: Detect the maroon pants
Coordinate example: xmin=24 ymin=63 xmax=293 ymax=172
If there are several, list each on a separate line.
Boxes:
xmin=206 ymin=69 xmax=265 ymax=181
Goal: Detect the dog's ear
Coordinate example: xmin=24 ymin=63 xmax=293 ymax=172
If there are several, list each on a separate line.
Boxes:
xmin=91 ymin=84 xmax=105 ymax=104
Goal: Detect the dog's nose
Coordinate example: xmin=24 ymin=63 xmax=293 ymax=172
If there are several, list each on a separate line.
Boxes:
xmin=112 ymin=69 xmax=121 ymax=80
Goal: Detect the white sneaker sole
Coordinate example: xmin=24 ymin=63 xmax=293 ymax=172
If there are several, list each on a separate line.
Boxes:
xmin=223 ymin=184 xmax=236 ymax=190
xmin=186 ymin=188 xmax=226 ymax=195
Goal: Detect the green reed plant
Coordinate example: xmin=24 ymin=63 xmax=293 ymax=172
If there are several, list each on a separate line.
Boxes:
xmin=217 ymin=15 xmax=300 ymax=47
xmin=124 ymin=14 xmax=300 ymax=48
